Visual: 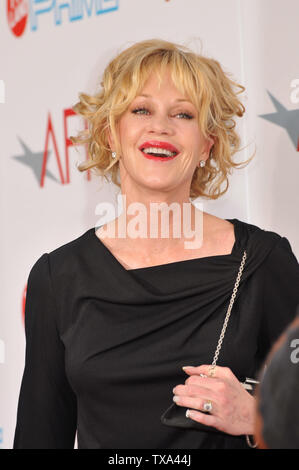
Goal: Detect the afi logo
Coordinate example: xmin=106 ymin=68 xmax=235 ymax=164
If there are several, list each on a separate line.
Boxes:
xmin=40 ymin=109 xmax=91 ymax=186
xmin=7 ymin=0 xmax=28 ymax=37
xmin=13 ymin=108 xmax=91 ymax=187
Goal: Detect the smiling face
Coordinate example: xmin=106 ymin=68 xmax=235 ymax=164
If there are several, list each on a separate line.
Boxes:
xmin=108 ymin=67 xmax=214 ymax=196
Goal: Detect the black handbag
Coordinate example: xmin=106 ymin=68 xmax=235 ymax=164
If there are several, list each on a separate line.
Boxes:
xmin=160 ymin=249 xmax=259 ymax=434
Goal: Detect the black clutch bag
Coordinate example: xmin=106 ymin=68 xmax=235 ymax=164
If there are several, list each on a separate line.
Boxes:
xmin=160 ymin=249 xmax=257 ymax=433
xmin=160 ymin=377 xmax=259 ymax=433
xmin=161 ymin=399 xmax=223 ymax=433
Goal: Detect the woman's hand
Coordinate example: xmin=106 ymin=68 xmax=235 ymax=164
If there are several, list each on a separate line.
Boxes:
xmin=172 ymin=364 xmax=256 ymax=436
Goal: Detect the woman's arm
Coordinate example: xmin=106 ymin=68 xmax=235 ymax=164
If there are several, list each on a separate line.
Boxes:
xmin=258 ymin=236 xmax=299 ymax=363
xmin=13 ymin=254 xmax=77 ymax=449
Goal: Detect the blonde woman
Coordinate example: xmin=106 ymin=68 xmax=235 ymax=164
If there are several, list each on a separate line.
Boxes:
xmin=14 ymin=39 xmax=299 ymax=449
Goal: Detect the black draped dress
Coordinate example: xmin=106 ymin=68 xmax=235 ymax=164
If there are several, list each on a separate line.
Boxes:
xmin=13 ymin=218 xmax=299 ymax=449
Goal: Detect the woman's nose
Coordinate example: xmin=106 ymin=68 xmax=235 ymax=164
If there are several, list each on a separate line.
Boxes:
xmin=147 ymin=113 xmax=174 ymax=135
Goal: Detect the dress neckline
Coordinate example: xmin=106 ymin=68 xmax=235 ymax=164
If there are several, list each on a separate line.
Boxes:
xmin=90 ymin=218 xmax=241 ymax=273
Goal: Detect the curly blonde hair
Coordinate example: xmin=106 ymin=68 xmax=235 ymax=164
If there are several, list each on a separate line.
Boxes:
xmin=70 ymin=38 xmax=254 ymax=200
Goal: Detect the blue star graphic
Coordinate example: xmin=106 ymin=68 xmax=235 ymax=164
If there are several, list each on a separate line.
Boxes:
xmin=12 ymin=137 xmax=59 ymax=185
xmin=259 ymin=91 xmax=299 ymax=150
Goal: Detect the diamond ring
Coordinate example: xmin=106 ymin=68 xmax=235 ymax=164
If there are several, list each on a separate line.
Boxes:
xmin=203 ymin=400 xmax=213 ymax=412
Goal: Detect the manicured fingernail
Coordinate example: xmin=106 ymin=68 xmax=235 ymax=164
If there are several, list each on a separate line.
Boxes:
xmin=186 ymin=409 xmax=195 ymax=418
xmin=173 ymin=395 xmax=179 ymax=403
xmin=182 ymin=366 xmax=194 ymax=370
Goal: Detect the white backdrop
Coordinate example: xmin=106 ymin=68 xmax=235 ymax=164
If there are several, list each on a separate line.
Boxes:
xmin=0 ymin=0 xmax=298 ymax=449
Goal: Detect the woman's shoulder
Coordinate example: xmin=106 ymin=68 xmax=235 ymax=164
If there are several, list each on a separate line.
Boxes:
xmin=206 ymin=213 xmax=281 ymax=238
xmin=232 ymin=217 xmax=298 ymax=271
xmin=229 ymin=216 xmax=288 ymax=246
xmin=48 ymin=227 xmax=93 ymax=259
xmin=208 ymin=214 xmax=297 ymax=271
xmin=207 ymin=213 xmax=283 ymax=251
xmin=235 ymin=218 xmax=295 ymax=248
xmin=28 ymin=228 xmax=95 ymax=279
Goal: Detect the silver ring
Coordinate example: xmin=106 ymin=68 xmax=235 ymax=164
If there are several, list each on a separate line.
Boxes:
xmin=203 ymin=401 xmax=213 ymax=412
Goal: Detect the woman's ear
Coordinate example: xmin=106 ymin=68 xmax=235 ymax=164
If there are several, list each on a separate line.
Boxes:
xmin=206 ymin=136 xmax=214 ymax=156
xmin=197 ymin=135 xmax=215 ymax=167
xmin=105 ymin=127 xmax=114 ymax=151
xmin=199 ymin=136 xmax=214 ymax=164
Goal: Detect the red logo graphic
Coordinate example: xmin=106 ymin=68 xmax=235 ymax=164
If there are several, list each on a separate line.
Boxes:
xmin=7 ymin=0 xmax=28 ymax=37
xmin=40 ymin=109 xmax=91 ymax=187
xmin=22 ymin=283 xmax=27 ymax=324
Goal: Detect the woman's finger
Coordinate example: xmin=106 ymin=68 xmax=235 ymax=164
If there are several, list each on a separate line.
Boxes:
xmin=173 ymin=393 xmax=219 ymax=415
xmin=173 ymin=383 xmax=217 ymax=401
xmin=183 ymin=364 xmax=237 ymax=381
xmin=184 ymin=374 xmax=224 ymax=390
xmin=185 ymin=408 xmax=224 ymax=431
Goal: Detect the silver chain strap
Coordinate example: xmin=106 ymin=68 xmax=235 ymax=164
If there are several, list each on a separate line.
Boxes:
xmin=209 ymin=250 xmax=247 ymax=374
xmin=206 ymin=250 xmax=257 ymax=447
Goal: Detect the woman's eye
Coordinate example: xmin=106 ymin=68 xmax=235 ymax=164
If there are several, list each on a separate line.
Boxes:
xmin=176 ymin=112 xmax=193 ymax=119
xmin=131 ymin=108 xmax=193 ymax=119
xmin=132 ymin=107 xmax=149 ymax=115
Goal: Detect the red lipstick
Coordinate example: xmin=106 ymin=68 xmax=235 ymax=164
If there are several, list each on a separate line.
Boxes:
xmin=139 ymin=140 xmax=180 ymax=161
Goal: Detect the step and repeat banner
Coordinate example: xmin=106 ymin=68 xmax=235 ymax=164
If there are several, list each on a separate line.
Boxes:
xmin=0 ymin=0 xmax=298 ymax=448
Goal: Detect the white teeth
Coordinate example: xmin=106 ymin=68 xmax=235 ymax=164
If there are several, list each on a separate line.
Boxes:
xmin=142 ymin=147 xmax=176 ymax=157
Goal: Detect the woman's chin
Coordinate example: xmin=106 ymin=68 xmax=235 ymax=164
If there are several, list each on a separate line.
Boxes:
xmin=134 ymin=178 xmax=178 ymax=193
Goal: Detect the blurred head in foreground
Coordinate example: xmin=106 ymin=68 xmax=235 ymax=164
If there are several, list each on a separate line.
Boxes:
xmin=255 ymin=308 xmax=299 ymax=449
